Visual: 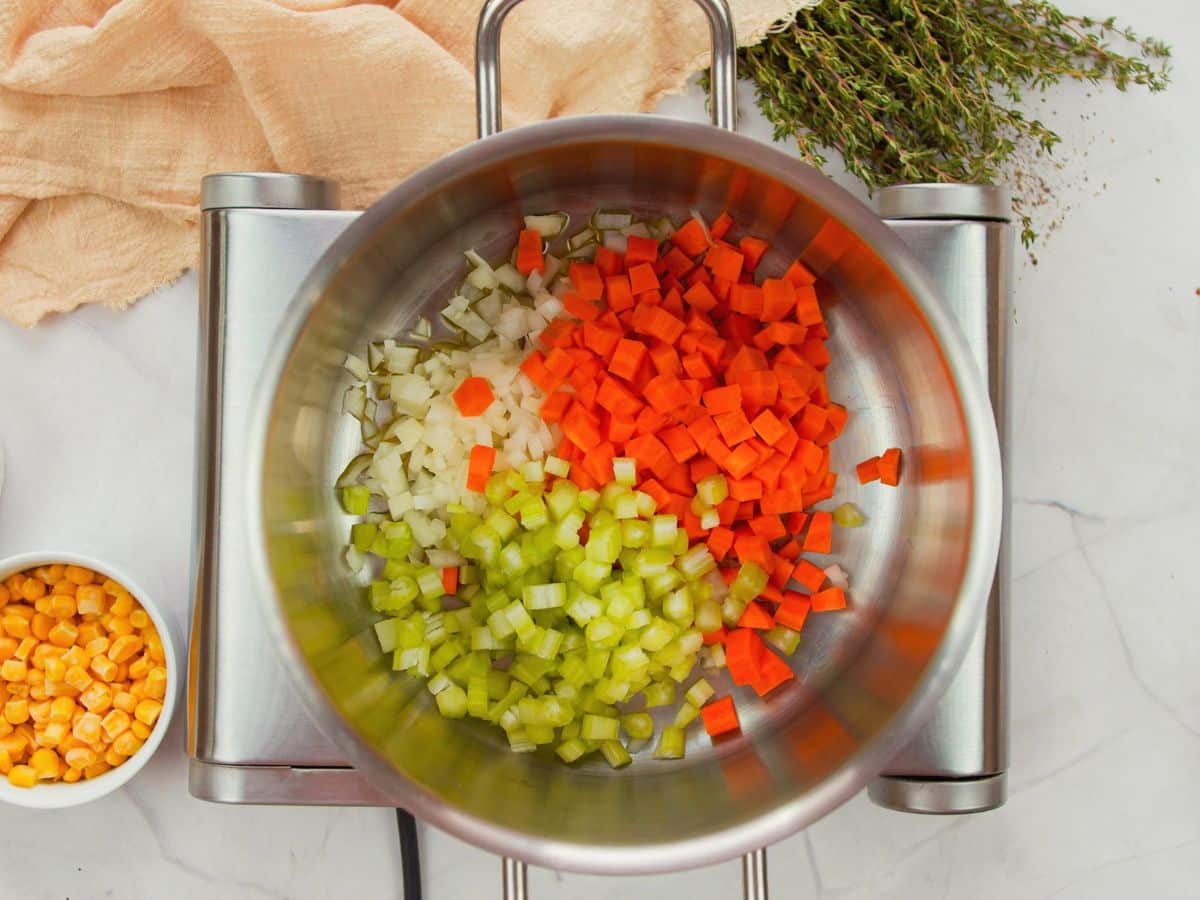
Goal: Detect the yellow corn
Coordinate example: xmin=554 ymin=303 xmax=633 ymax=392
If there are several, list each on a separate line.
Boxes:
xmin=112 ymin=731 xmax=144 ymax=757
xmin=29 ymin=747 xmax=61 ymax=780
xmin=128 ymin=656 xmax=151 ymax=680
xmin=0 ymin=745 xmax=11 ymax=774
xmin=13 ymin=636 xmax=37 ymax=662
xmin=38 ymin=720 xmax=68 ymax=748
xmin=7 ymin=764 xmax=37 ymax=788
xmin=1 ymin=658 xmax=27 ymax=682
xmin=76 ymin=621 xmax=103 ymax=645
xmin=100 ymin=709 xmax=130 ymax=741
xmin=82 ymin=760 xmax=111 ymax=779
xmin=2 ymin=616 xmax=31 ymax=639
xmin=28 ymin=700 xmax=51 ymax=724
xmin=30 ymin=613 xmax=53 ymax=641
xmin=144 ymin=629 xmax=165 ymax=664
xmin=134 ymin=699 xmax=162 ymax=727
xmin=43 ymin=656 xmax=66 ymax=682
xmin=80 ymin=683 xmax=112 ymax=714
xmin=64 ymin=665 xmax=92 ymax=692
xmin=0 ymin=636 xmax=17 ymax=661
xmin=112 ymin=692 xmax=136 ymax=714
xmin=20 ymin=579 xmax=46 ymax=602
xmin=51 ymin=580 xmax=76 ymax=599
xmin=129 ymin=609 xmax=150 ymax=629
xmin=46 ymin=595 xmax=76 ymax=620
xmin=84 ymin=636 xmax=110 ymax=658
xmin=75 ymin=585 xmax=105 ymax=616
xmin=109 ymin=618 xmax=135 ymax=638
xmin=64 ymin=747 xmax=96 ymax=770
xmin=89 ymin=655 xmax=118 ymax=682
xmin=72 ymin=712 xmax=103 ymax=744
xmin=100 ymin=579 xmax=122 ymax=596
xmin=0 ymin=720 xmax=11 ymax=738
xmin=64 ymin=566 xmax=94 ymax=587
xmin=4 ymin=699 xmax=29 ymax=724
xmin=49 ymin=696 xmax=76 ymax=724
xmin=47 ymin=619 xmax=79 ymax=648
xmin=6 ymin=682 xmax=27 ymax=699
xmin=108 ymin=635 xmax=142 ymax=663
xmin=62 ymin=766 xmax=81 ymax=783
xmin=109 ymin=591 xmax=134 ymax=617
xmin=130 ymin=720 xmax=152 ymax=740
xmin=0 ymin=731 xmax=27 ymax=759
xmin=0 ymin=585 xmax=9 ymax=607
xmin=104 ymin=745 xmax=128 ymax=767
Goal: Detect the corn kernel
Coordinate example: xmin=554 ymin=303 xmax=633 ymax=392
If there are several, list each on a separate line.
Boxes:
xmin=47 ymin=595 xmax=77 ymax=620
xmin=1 ymin=658 xmax=27 ymax=682
xmin=4 ymin=699 xmax=29 ymax=724
xmin=20 ymin=579 xmax=46 ymax=602
xmin=129 ymin=609 xmax=150 ymax=629
xmin=7 ymin=604 xmax=34 ymax=621
xmin=25 ymin=668 xmax=43 ymax=686
xmin=0 ymin=745 xmax=10 ymax=774
xmin=0 ymin=720 xmax=11 ymax=738
xmin=115 ymin=729 xmax=145 ymax=755
xmin=100 ymin=709 xmax=130 ymax=740
xmin=13 ymin=637 xmax=37 ymax=661
xmin=42 ymin=721 xmax=69 ymax=748
xmin=49 ymin=696 xmax=76 ymax=724
xmin=80 ymin=683 xmax=112 ymax=714
xmin=72 ymin=711 xmax=102 ymax=744
xmin=64 ymin=747 xmax=97 ymax=769
xmin=109 ymin=590 xmax=134 ymax=616
xmin=64 ymin=665 xmax=92 ymax=692
xmin=84 ymin=636 xmax=110 ymax=658
xmin=0 ymin=585 xmax=9 ymax=607
xmin=129 ymin=682 xmax=146 ymax=700
xmin=30 ymin=613 xmax=53 ymax=641
xmin=43 ymin=656 xmax=66 ymax=682
xmin=134 ymin=699 xmax=162 ymax=727
xmin=76 ymin=621 xmax=103 ymax=645
xmin=89 ymin=655 xmax=118 ymax=682
xmin=62 ymin=646 xmax=88 ymax=668
xmin=28 ymin=684 xmax=46 ymax=701
xmin=128 ymin=656 xmax=151 ymax=680
xmin=28 ymin=700 xmax=51 ymax=723
xmin=113 ymin=692 xmax=136 ymax=714
xmin=75 ymin=584 xmax=104 ymax=614
xmin=32 ymin=567 xmax=53 ymax=585
xmin=34 ymin=596 xmax=51 ymax=615
xmin=6 ymin=683 xmax=27 ymax=699
xmin=64 ymin=566 xmax=94 ymax=587
xmin=7 ymin=764 xmax=37 ymax=788
xmin=0 ymin=636 xmax=16 ymax=661
xmin=130 ymin=720 xmax=152 ymax=740
xmin=2 ymin=616 xmax=30 ymax=639
xmin=29 ymin=747 xmax=61 ymax=780
xmin=100 ymin=579 xmax=121 ymax=596
xmin=52 ymin=580 xmax=77 ymax=599
xmin=109 ymin=635 xmax=143 ymax=664
xmin=109 ymin=618 xmax=135 ymax=638
xmin=61 ymin=766 xmax=81 ymax=783
xmin=82 ymin=760 xmax=111 ymax=779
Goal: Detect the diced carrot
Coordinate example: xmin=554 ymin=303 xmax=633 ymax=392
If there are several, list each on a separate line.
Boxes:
xmin=723 ymin=443 xmax=759 ymax=480
xmin=791 ymin=559 xmax=826 ymax=593
xmin=662 ymin=247 xmax=695 ymax=278
xmin=562 ymin=403 xmax=602 ymax=451
xmin=686 ymin=414 xmax=720 ymax=451
xmin=810 ymin=586 xmax=847 ymax=612
xmin=640 ymin=478 xmax=672 ymax=510
xmin=569 ymin=262 xmax=604 ymax=300
xmin=724 ymin=629 xmax=764 ymax=686
xmin=660 ymin=425 xmax=699 ymax=463
xmin=769 ymin=554 xmax=795 ymax=589
xmin=644 ymin=374 xmax=690 ymax=412
xmin=701 ymin=695 xmax=740 ymax=737
xmin=452 ymin=376 xmax=494 ymax=416
xmin=794 ymin=285 xmax=823 ymax=326
xmin=738 ymin=236 xmax=769 ymax=271
xmin=441 ymin=567 xmax=459 ymax=595
xmin=681 ymin=353 xmax=713 ymax=380
xmin=626 ymin=432 xmax=671 ymax=470
xmin=609 ymin=338 xmax=647 ymax=381
xmin=752 ymin=648 xmax=795 ymax=696
xmin=707 ymin=526 xmax=735 ymax=560
xmin=729 ymin=477 xmax=763 ymax=501
xmin=802 ymin=511 xmax=832 ymax=554
xmin=704 ymin=243 xmax=744 ymax=281
xmin=774 ymin=592 xmax=811 ymax=631
xmin=563 ymin=292 xmax=600 ymax=322
xmin=733 ymin=532 xmax=771 ymax=568
xmin=801 ymin=337 xmax=832 ymax=369
xmin=595 ymin=245 xmax=623 ymax=276
xmin=714 ymin=409 xmax=754 ymax=446
xmin=729 ymin=283 xmax=763 ymax=317
xmin=539 ymin=390 xmax=573 ymax=424
xmin=515 ymin=228 xmax=545 ymax=275
xmin=538 ymin=318 xmax=576 ymax=349
xmin=856 ymin=456 xmax=881 ymax=484
xmin=605 ymin=275 xmax=634 ymax=312
xmin=710 ymin=211 xmax=734 ymax=240
xmin=682 ymin=282 xmax=718 ymax=313
xmin=596 ymin=376 xmax=643 ymax=418
xmin=735 ymin=371 xmax=779 ymax=409
xmin=784 ymin=259 xmax=816 ymax=286
xmin=795 ymin=404 xmax=828 ymax=441
xmin=701 ymin=384 xmax=742 ymax=414
xmin=621 ymin=234 xmax=657 ymax=265
xmin=635 ymin=405 xmax=669 ymax=435
xmin=878 ymin=447 xmax=902 ymax=486
xmin=691 ymin=456 xmax=721 ymax=483
xmin=702 ymin=627 xmax=728 ymax=646
xmin=749 ymin=515 xmax=786 ymax=541
xmin=749 ymin=409 xmax=787 ymax=446
xmin=466 ymin=445 xmax=496 ymax=492
xmin=737 ymin=601 xmax=775 ymax=630
xmin=672 ymin=218 xmax=710 ymax=256
xmin=627 ymin=263 xmax=660 ymax=295
xmin=817 ymin=403 xmax=848 ymax=445
xmin=726 ymin=345 xmax=767 ymax=380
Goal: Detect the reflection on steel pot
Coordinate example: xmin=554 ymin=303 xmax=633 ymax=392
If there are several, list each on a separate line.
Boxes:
xmin=245 ymin=0 xmax=1001 ymax=884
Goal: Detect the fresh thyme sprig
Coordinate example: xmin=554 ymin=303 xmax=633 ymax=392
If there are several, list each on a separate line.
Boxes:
xmin=724 ymin=1 xmax=1171 ymax=245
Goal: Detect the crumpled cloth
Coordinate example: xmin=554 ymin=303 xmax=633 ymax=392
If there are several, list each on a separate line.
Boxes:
xmin=0 ymin=0 xmax=810 ymax=326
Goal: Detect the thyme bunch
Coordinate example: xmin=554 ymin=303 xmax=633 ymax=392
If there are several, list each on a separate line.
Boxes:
xmin=729 ymin=1 xmax=1171 ymax=244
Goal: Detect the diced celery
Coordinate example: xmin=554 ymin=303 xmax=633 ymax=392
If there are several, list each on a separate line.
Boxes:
xmin=653 ymin=725 xmax=686 ymax=759
xmin=611 ymin=645 xmax=650 ymax=681
xmin=546 ymin=481 xmax=580 ymax=520
xmin=612 ymin=457 xmax=637 ymax=485
xmin=696 ymin=473 xmax=729 ymax=506
xmin=526 ymin=723 xmax=556 ymax=744
xmin=519 ymin=459 xmax=545 ymax=483
xmin=668 ymin=657 xmax=696 ymax=683
xmin=393 ymin=645 xmax=429 ymax=676
xmin=701 ymin=643 xmax=726 ymax=670
xmin=487 ymin=670 xmax=511 ymax=699
xmin=833 ymin=502 xmax=866 ymax=528
xmin=585 ymin=649 xmax=610 ymax=679
xmin=484 ymin=473 xmax=510 ymax=507
xmin=559 ymin=654 xmax=592 ymax=686
xmin=594 ymin=678 xmax=631 ymax=704
xmin=555 ymin=545 xmax=586 ymax=582
xmin=672 ymin=530 xmax=689 ymax=556
xmin=650 ymin=514 xmax=678 ymax=547
xmin=694 ymin=597 xmax=723 ymax=633
xmin=510 ymin=654 xmax=553 ymax=686
xmin=503 ymin=601 xmax=538 ymax=641
xmin=632 ymin=548 xmax=673 ymax=578
xmin=467 ymin=675 xmax=490 ymax=718
xmin=566 ymin=591 xmax=603 ymax=626
xmin=351 ymin=522 xmax=378 ymax=554
xmin=573 ymin=559 xmax=612 ymax=593
xmin=544 ymin=455 xmax=571 ymax=478
xmin=373 ymin=618 xmax=399 ymax=653
xmin=427 ymin=672 xmax=454 ymax=695
xmin=431 ymin=638 xmax=464 ymax=672
xmin=487 ymin=607 xmax=516 ymax=639
xmin=765 ymin=625 xmax=802 ymax=656
xmin=504 ymin=470 xmax=528 ymax=492
xmin=499 ymin=542 xmax=529 ymax=578
xmin=581 ymin=714 xmax=620 ymax=741
xmin=600 ymin=740 xmax=632 ymax=768
xmin=645 ymin=568 xmax=683 ymax=600
xmin=685 ymin=678 xmax=715 ymax=707
xmin=533 ymin=627 xmax=564 ymax=660
xmin=554 ymin=510 xmax=585 ymax=550
xmin=488 ymin=682 xmax=528 ymax=722
xmin=626 ymin=608 xmax=652 ymax=630
xmin=663 ymin=587 xmax=694 ymax=626
xmin=395 ymin=616 xmax=426 ymax=649
xmin=722 ymin=595 xmax=747 ymax=627
xmin=375 ymin=577 xmax=418 ymax=612
xmin=699 ymin=508 xmax=720 ymax=530
xmin=435 ymin=684 xmax=468 ymax=718
xmin=469 ymin=525 xmax=502 ymax=564
xmin=585 ymin=616 xmax=622 ymax=648
xmin=416 ymin=566 xmax=445 ymax=600
xmin=634 ymin=491 xmax=656 ymax=518
xmin=556 ymin=738 xmax=589 ymax=763
xmin=519 ymin=497 xmax=549 ymax=530
xmin=620 ymin=519 xmax=651 ymax=548
xmin=643 ymin=681 xmax=676 ymax=708
xmin=621 ymin=712 xmax=655 ymax=741
xmin=485 ymin=508 xmax=519 ymax=542
xmin=612 ymin=492 xmax=638 ymax=520
xmin=341 ymin=485 xmax=370 ymax=516
xmin=730 ymin=562 xmax=768 ymax=602
xmin=523 ymin=582 xmax=567 ymax=610
xmin=673 ymin=702 xmax=701 ymax=728
xmin=639 ymin=617 xmax=678 ymax=652
xmin=578 ymin=489 xmax=600 ymax=512
xmin=470 ymin=626 xmax=499 ymax=651
xmin=585 ymin=524 xmax=622 ymax=564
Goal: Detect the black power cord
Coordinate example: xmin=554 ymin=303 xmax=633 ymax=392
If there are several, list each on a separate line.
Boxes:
xmin=396 ymin=808 xmax=423 ymax=900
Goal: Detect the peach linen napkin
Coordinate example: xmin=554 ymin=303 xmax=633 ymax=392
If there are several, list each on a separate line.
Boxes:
xmin=0 ymin=0 xmax=812 ymax=327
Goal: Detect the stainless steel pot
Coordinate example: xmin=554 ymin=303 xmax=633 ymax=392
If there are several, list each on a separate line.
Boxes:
xmin=246 ymin=0 xmax=1002 ymax=890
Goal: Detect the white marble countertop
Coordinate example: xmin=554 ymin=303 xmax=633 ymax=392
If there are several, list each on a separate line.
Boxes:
xmin=1 ymin=2 xmax=1198 ymax=896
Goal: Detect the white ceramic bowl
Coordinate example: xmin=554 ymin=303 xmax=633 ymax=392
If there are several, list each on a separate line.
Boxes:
xmin=0 ymin=551 xmax=178 ymax=809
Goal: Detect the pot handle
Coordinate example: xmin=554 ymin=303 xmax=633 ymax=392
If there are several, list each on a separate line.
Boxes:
xmin=475 ymin=0 xmax=738 ymax=139
xmin=501 ymin=848 xmax=768 ymax=899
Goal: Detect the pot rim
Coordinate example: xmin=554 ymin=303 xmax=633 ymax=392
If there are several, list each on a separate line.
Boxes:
xmin=245 ymin=113 xmax=1003 ymax=874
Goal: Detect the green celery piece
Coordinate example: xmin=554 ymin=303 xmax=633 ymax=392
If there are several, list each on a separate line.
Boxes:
xmin=341 ymin=485 xmax=370 ymax=516
xmin=351 ymin=522 xmax=378 ymax=554
xmin=621 ymin=712 xmax=655 ymax=741
xmin=653 ymin=725 xmax=686 ymax=759
xmin=600 ymin=740 xmax=632 ymax=768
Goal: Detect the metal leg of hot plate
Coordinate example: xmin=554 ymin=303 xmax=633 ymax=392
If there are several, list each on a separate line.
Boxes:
xmin=500 ymin=850 xmax=768 ymax=900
